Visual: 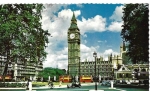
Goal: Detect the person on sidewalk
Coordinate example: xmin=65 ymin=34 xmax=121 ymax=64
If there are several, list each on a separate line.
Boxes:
xmin=26 ymin=79 xmax=30 ymax=90
xmin=59 ymin=81 xmax=62 ymax=87
xmin=48 ymin=80 xmax=54 ymax=89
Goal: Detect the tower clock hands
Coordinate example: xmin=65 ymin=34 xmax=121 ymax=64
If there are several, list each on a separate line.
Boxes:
xmin=70 ymin=33 xmax=75 ymax=39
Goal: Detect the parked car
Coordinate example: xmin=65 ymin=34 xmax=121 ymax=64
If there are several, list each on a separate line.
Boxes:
xmin=143 ymin=80 xmax=149 ymax=86
xmin=101 ymin=81 xmax=110 ymax=86
xmin=67 ymin=82 xmax=81 ymax=88
xmin=101 ymin=81 xmax=107 ymax=86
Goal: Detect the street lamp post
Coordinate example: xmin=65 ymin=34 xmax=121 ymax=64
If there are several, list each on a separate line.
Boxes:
xmin=93 ymin=52 xmax=97 ymax=90
xmin=79 ymin=58 xmax=81 ymax=85
xmin=123 ymin=74 xmax=124 ymax=82
xmin=132 ymin=71 xmax=135 ymax=80
xmin=138 ymin=72 xmax=140 ymax=84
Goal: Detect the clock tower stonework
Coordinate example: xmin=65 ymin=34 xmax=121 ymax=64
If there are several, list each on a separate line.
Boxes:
xmin=68 ymin=12 xmax=80 ymax=76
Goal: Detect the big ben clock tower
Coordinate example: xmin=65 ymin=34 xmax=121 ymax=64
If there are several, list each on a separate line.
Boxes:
xmin=68 ymin=12 xmax=80 ymax=77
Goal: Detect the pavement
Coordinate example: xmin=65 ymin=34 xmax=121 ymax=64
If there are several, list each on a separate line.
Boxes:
xmin=35 ymin=83 xmax=95 ymax=89
xmin=0 ymin=83 xmax=95 ymax=90
xmin=0 ymin=83 xmax=148 ymax=91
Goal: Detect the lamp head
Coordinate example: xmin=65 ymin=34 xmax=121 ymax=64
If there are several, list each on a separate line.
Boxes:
xmin=93 ymin=51 xmax=97 ymax=57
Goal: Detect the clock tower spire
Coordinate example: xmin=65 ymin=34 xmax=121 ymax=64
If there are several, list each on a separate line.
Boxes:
xmin=69 ymin=11 xmax=78 ymax=30
xmin=68 ymin=12 xmax=80 ymax=77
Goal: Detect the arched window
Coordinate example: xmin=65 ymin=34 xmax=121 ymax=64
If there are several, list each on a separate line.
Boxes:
xmin=119 ymin=74 xmax=122 ymax=78
xmin=134 ymin=69 xmax=138 ymax=72
xmin=141 ymin=69 xmax=146 ymax=72
xmin=122 ymin=68 xmax=125 ymax=70
xmin=126 ymin=73 xmax=129 ymax=78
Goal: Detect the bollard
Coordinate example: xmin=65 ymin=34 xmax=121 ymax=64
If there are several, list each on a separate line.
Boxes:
xmin=111 ymin=81 xmax=113 ymax=88
xmin=109 ymin=81 xmax=116 ymax=89
xmin=28 ymin=82 xmax=32 ymax=91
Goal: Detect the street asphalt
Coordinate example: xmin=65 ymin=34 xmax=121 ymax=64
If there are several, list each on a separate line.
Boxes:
xmin=0 ymin=83 xmax=149 ymax=91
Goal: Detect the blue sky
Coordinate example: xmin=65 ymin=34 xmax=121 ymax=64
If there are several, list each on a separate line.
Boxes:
xmin=41 ymin=4 xmax=124 ymax=69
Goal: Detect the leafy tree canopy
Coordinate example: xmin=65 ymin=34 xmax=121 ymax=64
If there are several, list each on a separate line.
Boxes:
xmin=0 ymin=4 xmax=50 ymax=81
xmin=121 ymin=4 xmax=149 ymax=64
xmin=38 ymin=67 xmax=66 ymax=80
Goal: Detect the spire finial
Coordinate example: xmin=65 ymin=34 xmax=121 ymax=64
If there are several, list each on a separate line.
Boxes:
xmin=71 ymin=11 xmax=76 ymax=21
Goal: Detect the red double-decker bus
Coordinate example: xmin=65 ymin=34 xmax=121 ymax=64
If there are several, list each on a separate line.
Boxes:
xmin=80 ymin=76 xmax=93 ymax=83
xmin=59 ymin=75 xmax=71 ymax=83
xmin=0 ymin=75 xmax=12 ymax=81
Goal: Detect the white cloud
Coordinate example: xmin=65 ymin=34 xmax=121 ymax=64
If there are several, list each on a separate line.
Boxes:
xmin=80 ymin=44 xmax=119 ymax=62
xmin=41 ymin=5 xmax=82 ymax=69
xmin=80 ymin=44 xmax=97 ymax=62
xmin=103 ymin=49 xmax=119 ymax=61
xmin=42 ymin=8 xmax=81 ymax=53
xmin=109 ymin=5 xmax=124 ymax=22
xmin=107 ymin=21 xmax=123 ymax=32
xmin=107 ymin=5 xmax=124 ymax=32
xmin=78 ymin=15 xmax=106 ymax=35
xmin=43 ymin=47 xmax=68 ymax=69
xmin=42 ymin=8 xmax=81 ymax=42
xmin=103 ymin=49 xmax=118 ymax=55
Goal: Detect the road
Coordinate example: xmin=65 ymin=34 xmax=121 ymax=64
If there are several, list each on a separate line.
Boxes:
xmin=35 ymin=85 xmax=148 ymax=91
xmin=0 ymin=85 xmax=148 ymax=91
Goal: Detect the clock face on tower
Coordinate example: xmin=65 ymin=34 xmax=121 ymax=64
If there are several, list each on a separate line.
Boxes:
xmin=70 ymin=33 xmax=75 ymax=39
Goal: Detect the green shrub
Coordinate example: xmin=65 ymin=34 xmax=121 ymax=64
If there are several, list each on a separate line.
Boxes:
xmin=17 ymin=83 xmax=22 ymax=87
xmin=22 ymin=83 xmax=26 ymax=87
xmin=7 ymin=83 xmax=12 ymax=87
xmin=5 ymin=83 xmax=9 ymax=87
xmin=0 ymin=82 xmax=5 ymax=87
xmin=0 ymin=82 xmax=27 ymax=87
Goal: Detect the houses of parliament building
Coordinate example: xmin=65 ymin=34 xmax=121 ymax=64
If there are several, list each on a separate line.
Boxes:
xmin=68 ymin=12 xmax=149 ymax=80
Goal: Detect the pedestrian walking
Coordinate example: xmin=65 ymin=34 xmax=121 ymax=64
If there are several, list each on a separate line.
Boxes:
xmin=59 ymin=80 xmax=62 ymax=87
xmin=48 ymin=80 xmax=54 ymax=89
xmin=26 ymin=79 xmax=30 ymax=90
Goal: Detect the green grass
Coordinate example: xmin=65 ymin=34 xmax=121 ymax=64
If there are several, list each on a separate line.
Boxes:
xmin=32 ymin=82 xmax=47 ymax=86
xmin=32 ymin=82 xmax=70 ymax=86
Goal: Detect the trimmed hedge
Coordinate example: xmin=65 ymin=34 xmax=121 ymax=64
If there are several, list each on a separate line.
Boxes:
xmin=0 ymin=82 xmax=26 ymax=88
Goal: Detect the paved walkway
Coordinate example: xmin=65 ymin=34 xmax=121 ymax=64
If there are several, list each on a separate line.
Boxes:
xmin=36 ymin=83 xmax=95 ymax=89
xmin=0 ymin=83 xmax=95 ymax=90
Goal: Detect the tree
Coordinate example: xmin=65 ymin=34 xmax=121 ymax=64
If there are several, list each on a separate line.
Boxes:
xmin=121 ymin=4 xmax=149 ymax=64
xmin=38 ymin=67 xmax=66 ymax=81
xmin=122 ymin=52 xmax=131 ymax=65
xmin=0 ymin=4 xmax=50 ymax=81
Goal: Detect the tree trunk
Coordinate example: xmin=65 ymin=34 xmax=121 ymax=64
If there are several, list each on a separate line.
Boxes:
xmin=2 ymin=45 xmax=10 ymax=82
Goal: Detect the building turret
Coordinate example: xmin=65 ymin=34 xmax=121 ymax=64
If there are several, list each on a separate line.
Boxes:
xmin=120 ymin=41 xmax=126 ymax=57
